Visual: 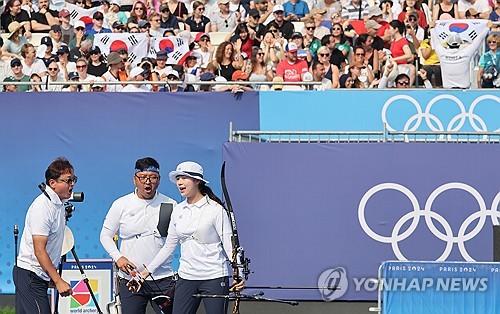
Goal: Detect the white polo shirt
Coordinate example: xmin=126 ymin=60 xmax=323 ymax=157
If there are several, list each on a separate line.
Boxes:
xmin=148 ymin=195 xmax=233 ymax=280
xmin=17 ymin=186 xmax=67 ymax=281
xmin=100 ymin=191 xmax=177 ymax=280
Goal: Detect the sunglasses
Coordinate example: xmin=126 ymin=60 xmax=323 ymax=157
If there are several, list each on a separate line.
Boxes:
xmin=257 ymin=52 xmax=264 ymax=56
xmin=319 ymin=53 xmax=330 ymax=57
xmin=161 ymin=9 xmax=169 ymax=13
xmin=153 ymin=19 xmax=160 ymax=22
xmin=355 ymin=53 xmax=364 ymax=56
xmin=76 ymin=27 xmax=85 ymax=31
xmin=76 ymin=1 xmax=83 ymax=3
xmin=198 ymin=7 xmax=205 ymax=10
xmin=53 ymin=29 xmax=61 ymax=32
xmin=332 ymin=27 xmax=342 ymax=31
xmin=409 ymin=17 xmax=417 ymax=21
xmin=76 ymin=65 xmax=87 ymax=69
xmin=48 ymin=67 xmax=58 ymax=71
xmin=135 ymin=7 xmax=144 ymax=10
xmin=306 ymin=26 xmax=315 ymax=30
xmin=95 ymin=17 xmax=103 ymax=20
xmin=331 ymin=14 xmax=340 ymax=19
xmin=12 ymin=63 xmax=22 ymax=67
xmin=397 ymin=80 xmax=410 ymax=85
xmin=200 ymin=38 xmax=210 ymax=42
xmin=270 ymin=29 xmax=278 ymax=33
xmin=488 ymin=41 xmax=497 ymax=44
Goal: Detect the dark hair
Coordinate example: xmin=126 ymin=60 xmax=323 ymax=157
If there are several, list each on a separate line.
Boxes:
xmin=2 ymin=0 xmax=20 ymax=14
xmin=395 ymin=73 xmax=410 ymax=82
xmin=312 ymin=60 xmax=323 ymax=71
xmin=45 ymin=157 xmax=74 ymax=184
xmin=135 ymin=157 xmax=160 ymax=171
xmin=356 ymin=33 xmax=370 ymax=46
xmin=321 ymin=34 xmax=332 ymax=46
xmin=331 ymin=22 xmax=347 ymax=44
xmin=199 ymin=182 xmax=224 ymax=207
xmin=389 ymin=20 xmax=405 ymax=35
xmin=251 ymin=46 xmax=264 ymax=69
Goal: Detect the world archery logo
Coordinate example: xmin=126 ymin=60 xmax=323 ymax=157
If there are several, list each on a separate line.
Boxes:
xmin=70 ymin=279 xmax=99 ymax=309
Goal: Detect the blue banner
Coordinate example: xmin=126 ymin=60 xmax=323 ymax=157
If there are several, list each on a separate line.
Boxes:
xmin=260 ymin=91 xmax=500 ymax=133
xmin=0 ymin=92 xmax=259 ymax=294
xmin=382 ymin=261 xmax=500 ymax=314
xmin=222 ymin=142 xmax=500 ymax=300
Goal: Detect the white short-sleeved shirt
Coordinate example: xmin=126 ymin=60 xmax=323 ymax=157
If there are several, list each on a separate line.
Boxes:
xmin=148 ymin=195 xmax=233 ymax=280
xmin=17 ymin=186 xmax=67 ymax=281
xmin=458 ymin=0 xmax=490 ymax=14
xmin=22 ymin=59 xmax=47 ymax=77
xmin=100 ymin=191 xmax=177 ymax=280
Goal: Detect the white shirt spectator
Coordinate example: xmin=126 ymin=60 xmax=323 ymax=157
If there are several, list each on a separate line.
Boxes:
xmin=122 ymin=84 xmax=150 ymax=92
xmin=458 ymin=0 xmax=490 ymax=17
xmin=22 ymin=59 xmax=47 ymax=77
xmin=102 ymin=71 xmax=123 ymax=92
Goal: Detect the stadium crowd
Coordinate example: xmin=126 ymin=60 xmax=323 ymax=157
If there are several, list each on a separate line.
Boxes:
xmin=0 ymin=0 xmax=499 ymax=91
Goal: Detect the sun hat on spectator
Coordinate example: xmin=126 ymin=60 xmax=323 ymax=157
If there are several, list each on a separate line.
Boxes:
xmin=194 ymin=32 xmax=210 ymax=42
xmin=367 ymin=6 xmax=383 ymax=18
xmin=200 ymin=72 xmax=216 ymax=81
xmin=8 ymin=21 xmax=27 ymax=39
xmin=365 ymin=20 xmax=382 ymax=29
xmin=74 ymin=20 xmax=86 ymax=29
xmin=445 ymin=32 xmax=462 ymax=48
xmin=232 ymin=70 xmax=249 ymax=81
xmin=156 ymin=50 xmax=168 ymax=60
xmin=107 ymin=52 xmax=122 ymax=65
xmin=310 ymin=8 xmax=327 ymax=16
xmin=59 ymin=9 xmax=70 ymax=18
xmin=57 ymin=46 xmax=70 ymax=55
xmin=130 ymin=67 xmax=146 ymax=78
xmin=68 ymin=71 xmax=80 ymax=80
xmin=285 ymin=42 xmax=299 ymax=52
xmin=10 ymin=58 xmax=22 ymax=67
xmin=273 ymin=4 xmax=284 ymax=13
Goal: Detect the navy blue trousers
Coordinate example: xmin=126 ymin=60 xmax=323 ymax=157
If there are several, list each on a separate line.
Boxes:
xmin=173 ymin=276 xmax=229 ymax=314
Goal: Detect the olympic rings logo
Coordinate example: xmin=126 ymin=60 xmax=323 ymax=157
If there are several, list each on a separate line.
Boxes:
xmin=381 ymin=94 xmax=500 ymax=139
xmin=358 ymin=182 xmax=500 ymax=262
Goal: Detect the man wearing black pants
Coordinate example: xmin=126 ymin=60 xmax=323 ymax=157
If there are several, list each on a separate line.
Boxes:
xmin=14 ymin=157 xmax=76 ymax=313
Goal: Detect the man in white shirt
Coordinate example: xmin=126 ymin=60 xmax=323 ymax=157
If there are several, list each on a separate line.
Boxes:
xmin=21 ymin=43 xmax=47 ymax=77
xmin=15 ymin=157 xmax=76 ymax=314
xmin=100 ymin=158 xmax=177 ymax=314
xmin=44 ymin=58 xmax=65 ymax=91
xmin=458 ymin=0 xmax=491 ymax=19
xmin=311 ymin=61 xmax=334 ymax=90
xmin=122 ymin=67 xmax=150 ymax=92
xmin=102 ymin=52 xmax=125 ymax=92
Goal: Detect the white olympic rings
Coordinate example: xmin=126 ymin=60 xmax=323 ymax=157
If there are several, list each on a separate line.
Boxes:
xmin=358 ymin=182 xmax=500 ymax=262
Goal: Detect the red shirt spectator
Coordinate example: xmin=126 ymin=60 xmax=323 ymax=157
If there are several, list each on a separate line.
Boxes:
xmin=276 ymin=42 xmax=309 ymax=82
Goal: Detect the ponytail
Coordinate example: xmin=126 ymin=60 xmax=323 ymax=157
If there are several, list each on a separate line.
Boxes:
xmin=199 ymin=182 xmax=225 ymax=208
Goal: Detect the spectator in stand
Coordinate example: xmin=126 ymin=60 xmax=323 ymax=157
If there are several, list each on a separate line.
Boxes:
xmin=458 ymin=0 xmax=490 ymax=19
xmin=398 ymin=0 xmax=427 ymax=29
xmin=315 ymin=0 xmax=342 ymax=21
xmin=74 ymin=57 xmax=96 ymax=91
xmin=38 ymin=36 xmax=57 ymax=66
xmin=21 ymin=43 xmax=47 ymax=77
xmin=282 ymin=0 xmax=310 ymax=22
xmin=138 ymin=20 xmax=150 ymax=33
xmin=62 ymin=71 xmax=82 ymax=92
xmin=342 ymin=0 xmax=369 ymax=20
xmin=1 ymin=0 xmax=31 ymax=37
xmin=260 ymin=29 xmax=282 ymax=66
xmin=3 ymin=58 xmax=31 ymax=91
xmin=432 ymin=0 xmax=458 ymax=20
xmin=87 ymin=11 xmax=112 ymax=37
xmin=49 ymin=25 xmax=65 ymax=53
xmin=128 ymin=1 xmax=148 ymax=29
xmin=418 ymin=28 xmax=441 ymax=87
xmin=380 ymin=0 xmax=395 ymax=22
xmin=111 ymin=0 xmax=129 ymax=25
xmin=1 ymin=21 xmax=28 ymax=59
xmin=199 ymin=71 xmax=217 ymax=91
xmin=87 ymin=46 xmax=107 ymax=77
xmin=0 ymin=42 xmax=10 ymax=82
xmin=311 ymin=61 xmax=334 ymax=90
xmin=29 ymin=73 xmax=43 ymax=92
xmin=211 ymin=0 xmax=237 ymax=31
xmin=302 ymin=19 xmax=322 ymax=58
xmin=268 ymin=5 xmax=295 ymax=40
xmin=430 ymin=21 xmax=493 ymax=88
xmin=477 ymin=34 xmax=500 ymax=88
xmin=348 ymin=46 xmax=376 ymax=88
xmin=290 ymin=32 xmax=312 ymax=63
xmin=389 ymin=19 xmax=415 ymax=85
xmin=367 ymin=6 xmax=392 ymax=44
xmin=158 ymin=67 xmax=184 ymax=92
xmin=339 ymin=73 xmax=354 ymax=88
xmin=44 ymin=58 xmax=65 ymax=91
xmin=117 ymin=48 xmax=132 ymax=79
xmin=315 ymin=45 xmax=340 ymax=86
xmin=154 ymin=50 xmax=169 ymax=77
xmin=112 ymin=21 xmax=125 ymax=33
xmin=246 ymin=9 xmax=266 ymax=47
xmin=361 ymin=26 xmax=383 ymax=75
xmin=306 ymin=8 xmax=330 ymax=41
xmin=248 ymin=46 xmax=273 ymax=90
xmin=90 ymin=77 xmax=106 ymax=92
xmin=122 ymin=67 xmax=150 ymax=92
xmin=212 ymin=41 xmax=244 ymax=80
xmin=227 ymin=23 xmax=255 ymax=58
xmin=58 ymin=10 xmax=75 ymax=45
xmin=147 ymin=12 xmax=164 ymax=37
xmin=185 ymin=1 xmax=210 ymax=32
xmin=321 ymin=34 xmax=345 ymax=70
xmin=490 ymin=0 xmax=500 ymax=23
xmin=254 ymin=0 xmax=272 ymax=25
xmin=405 ymin=11 xmax=424 ymax=50
xmin=120 ymin=0 xmax=134 ymax=12
xmin=216 ymin=69 xmax=253 ymax=92
xmin=31 ymin=0 xmax=59 ymax=33
xmin=70 ymin=39 xmax=93 ymax=63
xmin=193 ymin=33 xmax=215 ymax=65
xmin=330 ymin=22 xmax=351 ymax=58
xmin=465 ymin=8 xmax=481 ymax=18
xmin=102 ymin=52 xmax=124 ymax=92
xmin=56 ymin=45 xmax=74 ymax=79
xmin=276 ymin=42 xmax=309 ymax=87
xmin=20 ymin=0 xmax=39 ymax=18
xmin=68 ymin=21 xmax=88 ymax=50
xmin=159 ymin=3 xmax=180 ymax=33
xmin=167 ymin=0 xmax=188 ymax=22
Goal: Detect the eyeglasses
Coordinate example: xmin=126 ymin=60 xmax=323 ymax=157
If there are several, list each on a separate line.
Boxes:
xmin=53 ymin=29 xmax=61 ymax=32
xmin=397 ymin=80 xmax=410 ymax=85
xmin=76 ymin=27 xmax=85 ymax=31
xmin=48 ymin=67 xmax=58 ymax=71
xmin=488 ymin=41 xmax=497 ymax=44
xmin=135 ymin=174 xmax=160 ymax=183
xmin=76 ymin=65 xmax=87 ymax=69
xmin=257 ymin=52 xmax=265 ymax=56
xmin=355 ymin=53 xmax=364 ymax=56
xmin=306 ymin=26 xmax=315 ymax=30
xmin=161 ymin=9 xmax=169 ymax=13
xmin=319 ymin=53 xmax=330 ymax=57
xmin=135 ymin=7 xmax=144 ymax=10
xmin=57 ymin=176 xmax=78 ymax=185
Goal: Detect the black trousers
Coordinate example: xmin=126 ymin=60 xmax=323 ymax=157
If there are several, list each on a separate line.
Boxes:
xmin=119 ymin=276 xmax=175 ymax=314
xmin=173 ymin=276 xmax=229 ymax=314
xmin=13 ymin=265 xmax=51 ymax=314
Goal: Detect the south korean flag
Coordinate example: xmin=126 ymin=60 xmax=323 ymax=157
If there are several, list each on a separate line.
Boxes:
xmin=150 ymin=36 xmax=191 ymax=65
xmin=94 ymin=33 xmax=149 ymax=65
xmin=63 ymin=3 xmax=108 ymax=28
xmin=434 ymin=19 xmax=489 ymax=45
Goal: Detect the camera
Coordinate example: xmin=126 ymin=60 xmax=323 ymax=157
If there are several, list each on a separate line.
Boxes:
xmin=38 ymin=182 xmax=84 ymax=220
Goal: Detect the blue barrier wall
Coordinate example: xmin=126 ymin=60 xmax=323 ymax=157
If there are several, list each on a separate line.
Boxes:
xmin=0 ymin=92 xmax=259 ymax=293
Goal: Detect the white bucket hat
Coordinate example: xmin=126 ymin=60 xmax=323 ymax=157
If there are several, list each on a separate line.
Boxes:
xmin=169 ymin=161 xmax=209 ymax=184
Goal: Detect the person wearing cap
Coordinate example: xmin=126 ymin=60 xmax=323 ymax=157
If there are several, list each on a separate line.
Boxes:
xmin=193 ymin=33 xmax=215 ymax=65
xmin=404 ymin=11 xmax=424 ymax=49
xmin=432 ymin=0 xmax=458 ymax=21
xmin=60 ymin=70 xmax=81 ymax=91
xmin=430 ymin=20 xmax=493 ymax=88
xmin=56 ymin=45 xmax=76 ymax=79
xmin=145 ymin=161 xmax=245 ymax=314
xmin=397 ymin=0 xmax=427 ymax=29
xmin=254 ymin=0 xmax=273 ymax=25
xmin=87 ymin=11 xmax=112 ymax=36
xmin=3 ymin=58 xmax=31 ymax=91
xmin=342 ymin=0 xmax=369 ymax=20
xmin=1 ymin=21 xmax=28 ymax=59
xmin=458 ymin=0 xmax=490 ymax=19
xmin=159 ymin=3 xmax=180 ymax=33
xmin=90 ymin=76 xmax=106 ymax=91
xmin=185 ymin=1 xmax=211 ymax=33
xmin=158 ymin=67 xmax=184 ymax=92
xmin=102 ymin=51 xmax=125 ymax=92
xmin=68 ymin=21 xmax=88 ymax=50
xmin=19 ymin=43 xmax=48 ymax=77
xmin=276 ymin=41 xmax=308 ymax=86
xmin=289 ymin=31 xmax=311 ymax=62
xmin=305 ymin=8 xmax=329 ymax=40
xmin=366 ymin=5 xmax=391 ymax=44
xmin=31 ymin=0 xmax=59 ymax=32
xmin=0 ymin=0 xmax=32 ymax=38
xmin=266 ymin=5 xmax=295 ymax=40
xmin=245 ymin=8 xmax=266 ymax=47
xmin=49 ymin=24 xmax=66 ymax=52
xmin=100 ymin=157 xmax=177 ymax=314
xmin=153 ymin=50 xmax=169 ymax=77
xmin=137 ymin=19 xmax=151 ymax=33
xmin=111 ymin=20 xmax=125 ymax=33
xmin=283 ymin=0 xmax=310 ymax=22
xmin=87 ymin=46 xmax=107 ymax=76
xmin=364 ymin=20 xmax=385 ymax=51
xmin=199 ymin=71 xmax=217 ymax=91
xmin=37 ymin=36 xmax=57 ymax=67
xmin=69 ymin=38 xmax=93 ymax=63
xmin=122 ymin=66 xmax=150 ymax=91
xmin=210 ymin=0 xmax=237 ymax=32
